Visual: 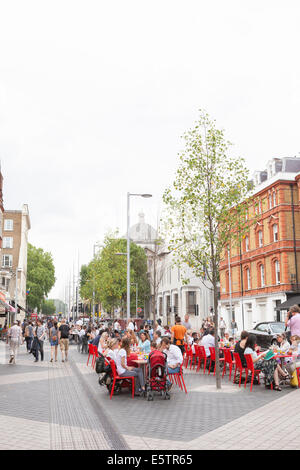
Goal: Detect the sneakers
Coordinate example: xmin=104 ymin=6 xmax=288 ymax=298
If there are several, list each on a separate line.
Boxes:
xmin=9 ymin=356 xmax=14 ymax=364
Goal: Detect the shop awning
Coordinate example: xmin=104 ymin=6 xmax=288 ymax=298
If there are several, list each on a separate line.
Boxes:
xmin=278 ymin=295 xmax=300 ymax=310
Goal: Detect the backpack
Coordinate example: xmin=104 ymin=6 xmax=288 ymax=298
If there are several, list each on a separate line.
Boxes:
xmin=95 ymin=353 xmax=111 ymax=374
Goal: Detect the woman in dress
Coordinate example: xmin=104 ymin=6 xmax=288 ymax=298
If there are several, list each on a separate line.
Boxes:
xmin=244 ymin=334 xmax=288 ymax=390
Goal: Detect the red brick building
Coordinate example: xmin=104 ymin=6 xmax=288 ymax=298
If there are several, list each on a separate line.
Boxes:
xmin=219 ymin=157 xmax=300 ymax=332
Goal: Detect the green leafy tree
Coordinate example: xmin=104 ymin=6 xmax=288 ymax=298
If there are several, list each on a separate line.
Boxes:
xmin=27 ymin=243 xmax=56 ymax=311
xmin=41 ymin=299 xmax=56 ymax=316
xmin=162 ymin=110 xmax=255 ymax=389
xmin=80 ymin=233 xmax=150 ymax=316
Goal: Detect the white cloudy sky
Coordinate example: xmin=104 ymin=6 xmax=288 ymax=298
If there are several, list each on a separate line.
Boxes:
xmin=0 ymin=0 xmax=299 ymax=300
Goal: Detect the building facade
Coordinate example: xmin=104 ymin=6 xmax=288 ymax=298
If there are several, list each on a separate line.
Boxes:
xmin=1 ymin=204 xmax=31 ymax=322
xmin=219 ymin=157 xmax=300 ymax=332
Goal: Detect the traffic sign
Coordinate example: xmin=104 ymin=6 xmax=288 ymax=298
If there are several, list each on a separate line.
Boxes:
xmin=137 ymin=307 xmax=142 ymax=313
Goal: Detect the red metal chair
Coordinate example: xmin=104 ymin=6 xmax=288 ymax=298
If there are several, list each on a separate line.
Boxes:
xmin=169 ymin=364 xmax=187 ymax=393
xmin=87 ymin=343 xmax=94 ymax=366
xmin=183 ymin=343 xmax=192 ymax=368
xmin=222 ymin=348 xmax=236 ymax=380
xmin=233 ymin=352 xmax=246 ymax=387
xmin=108 ymin=358 xmax=135 ymax=399
xmin=208 ymin=347 xmax=225 ymax=375
xmin=244 ymin=354 xmax=261 ymax=391
xmin=198 ymin=346 xmax=208 ymax=374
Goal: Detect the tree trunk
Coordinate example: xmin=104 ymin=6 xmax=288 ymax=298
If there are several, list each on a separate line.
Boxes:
xmin=213 ymin=279 xmax=221 ymax=389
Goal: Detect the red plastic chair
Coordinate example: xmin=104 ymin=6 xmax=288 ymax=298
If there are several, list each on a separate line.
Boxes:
xmin=183 ymin=343 xmax=192 ymax=368
xmin=296 ymin=366 xmax=300 ymax=388
xmin=233 ymin=352 xmax=246 ymax=387
xmin=108 ymin=358 xmax=135 ymax=399
xmin=169 ymin=364 xmax=187 ymax=393
xmin=208 ymin=347 xmax=225 ymax=375
xmin=193 ymin=344 xmax=202 ymax=371
xmin=222 ymin=348 xmax=236 ymax=380
xmin=244 ymin=354 xmax=261 ymax=391
xmin=198 ymin=346 xmax=208 ymax=373
xmin=87 ymin=343 xmax=94 ymax=366
xmin=92 ymin=345 xmax=99 ymax=369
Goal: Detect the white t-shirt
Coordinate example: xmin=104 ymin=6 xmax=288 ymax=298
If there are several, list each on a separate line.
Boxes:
xmin=164 ymin=344 xmax=183 ymax=367
xmin=116 ymin=348 xmax=127 ymax=375
xmin=200 ymin=334 xmax=215 ymax=357
xmin=114 ymin=322 xmax=121 ymax=331
xmin=79 ymin=329 xmax=86 ymax=337
xmin=127 ymin=322 xmax=134 ymax=331
xmin=106 ymin=349 xmax=117 ymax=362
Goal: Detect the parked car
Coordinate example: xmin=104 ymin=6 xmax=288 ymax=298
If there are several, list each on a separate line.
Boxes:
xmin=248 ymin=322 xmax=289 ymax=349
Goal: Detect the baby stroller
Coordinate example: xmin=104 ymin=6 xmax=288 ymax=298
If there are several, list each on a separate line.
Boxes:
xmin=146 ymin=350 xmax=170 ymax=401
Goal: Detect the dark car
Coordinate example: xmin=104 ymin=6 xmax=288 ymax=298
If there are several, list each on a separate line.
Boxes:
xmin=249 ymin=322 xmax=289 ymax=349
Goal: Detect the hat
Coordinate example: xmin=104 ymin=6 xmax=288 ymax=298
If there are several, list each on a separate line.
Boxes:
xmin=265 ymin=350 xmax=275 ymax=361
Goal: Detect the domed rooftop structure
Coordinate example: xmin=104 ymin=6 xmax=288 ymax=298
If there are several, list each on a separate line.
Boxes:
xmin=128 ymin=212 xmax=157 ymax=249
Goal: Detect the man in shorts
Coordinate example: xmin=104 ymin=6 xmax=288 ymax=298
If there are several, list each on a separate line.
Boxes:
xmin=58 ymin=318 xmax=70 ymax=362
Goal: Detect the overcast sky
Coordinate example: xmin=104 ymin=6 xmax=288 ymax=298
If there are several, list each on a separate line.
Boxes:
xmin=0 ymin=0 xmax=299 ymax=301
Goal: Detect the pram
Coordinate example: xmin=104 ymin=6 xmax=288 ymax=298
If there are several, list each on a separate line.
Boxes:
xmin=146 ymin=350 xmax=170 ymax=401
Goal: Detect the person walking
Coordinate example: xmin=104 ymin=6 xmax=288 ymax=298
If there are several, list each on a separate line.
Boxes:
xmin=58 ymin=318 xmax=70 ymax=362
xmin=34 ymin=319 xmax=46 ymax=362
xmin=24 ymin=321 xmax=34 ymax=352
xmin=49 ymin=321 xmax=59 ymax=362
xmin=230 ymin=319 xmax=238 ymax=339
xmin=219 ymin=317 xmax=226 ymax=339
xmin=7 ymin=320 xmax=23 ymax=364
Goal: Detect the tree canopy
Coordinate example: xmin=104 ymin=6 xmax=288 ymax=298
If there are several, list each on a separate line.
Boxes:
xmin=80 ymin=233 xmax=150 ymax=315
xmin=26 ymin=243 xmax=56 ymax=310
xmin=162 ymin=110 xmax=255 ymax=388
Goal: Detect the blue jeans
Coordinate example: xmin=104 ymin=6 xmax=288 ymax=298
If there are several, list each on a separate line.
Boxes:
xmin=167 ymin=366 xmax=180 ymax=387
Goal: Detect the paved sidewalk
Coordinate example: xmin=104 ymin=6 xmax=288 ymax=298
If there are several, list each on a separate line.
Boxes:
xmin=0 ymin=341 xmax=127 ymax=450
xmin=71 ymin=346 xmax=298 ymax=450
xmin=1 ymin=340 xmax=299 ymax=450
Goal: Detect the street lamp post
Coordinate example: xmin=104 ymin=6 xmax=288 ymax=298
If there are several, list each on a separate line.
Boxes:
xmin=92 ymin=243 xmax=101 ymax=325
xmin=126 ymin=193 xmax=152 ymax=322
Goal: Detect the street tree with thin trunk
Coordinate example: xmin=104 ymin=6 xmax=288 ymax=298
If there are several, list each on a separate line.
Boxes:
xmin=162 ymin=110 xmax=255 ymax=389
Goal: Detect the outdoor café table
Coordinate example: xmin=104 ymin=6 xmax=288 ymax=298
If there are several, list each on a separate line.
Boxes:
xmin=132 ymin=359 xmax=148 ymax=378
xmin=273 ymin=353 xmax=292 ymax=368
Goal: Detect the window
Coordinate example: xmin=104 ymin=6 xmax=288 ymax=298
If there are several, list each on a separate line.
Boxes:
xmin=2 ymin=254 xmax=12 ymax=268
xmin=269 ymin=193 xmax=272 ymax=209
xmin=273 ymin=224 xmax=278 ymax=242
xmin=256 ymin=323 xmax=268 ymax=332
xmin=246 ymin=268 xmax=251 ymax=290
xmin=245 ymin=236 xmax=250 ymax=252
xmin=3 ymin=237 xmax=13 ymax=249
xmin=273 ymin=191 xmax=277 ymax=207
xmin=258 ymin=230 xmax=263 ymax=247
xmin=260 ymin=264 xmax=265 ymax=287
xmin=4 ymin=219 xmax=13 ymax=231
xmin=275 ymin=260 xmax=280 ymax=284
xmin=258 ymin=200 xmax=262 ymax=214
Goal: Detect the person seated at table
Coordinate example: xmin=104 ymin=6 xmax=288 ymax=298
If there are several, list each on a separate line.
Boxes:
xmin=103 ymin=338 xmax=120 ymax=361
xmin=228 ymin=337 xmax=235 ymax=348
xmin=234 ymin=330 xmax=249 ymax=368
xmin=244 ymin=333 xmax=288 ymax=391
xmin=98 ymin=331 xmax=109 ymax=354
xmin=116 ymin=337 xmax=145 ymax=395
xmin=276 ymin=333 xmax=290 ymax=354
xmin=191 ymin=336 xmax=200 ymax=355
xmin=163 ymin=325 xmax=172 ymax=338
xmin=128 ymin=329 xmax=138 ymax=348
xmin=153 ymin=330 xmax=162 ymax=346
xmin=150 ymin=341 xmax=158 ymax=352
xmin=138 ymin=332 xmax=151 ymax=354
xmin=200 ymin=328 xmax=215 ymax=369
xmin=186 ymin=330 xmax=194 ymax=346
xmin=160 ymin=337 xmax=183 ymax=390
xmin=223 ymin=332 xmax=231 ymax=347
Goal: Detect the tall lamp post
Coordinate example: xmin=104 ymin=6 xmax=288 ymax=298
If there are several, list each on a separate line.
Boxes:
xmin=127 ymin=193 xmax=152 ymax=322
xmin=92 ymin=243 xmax=101 ymax=324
